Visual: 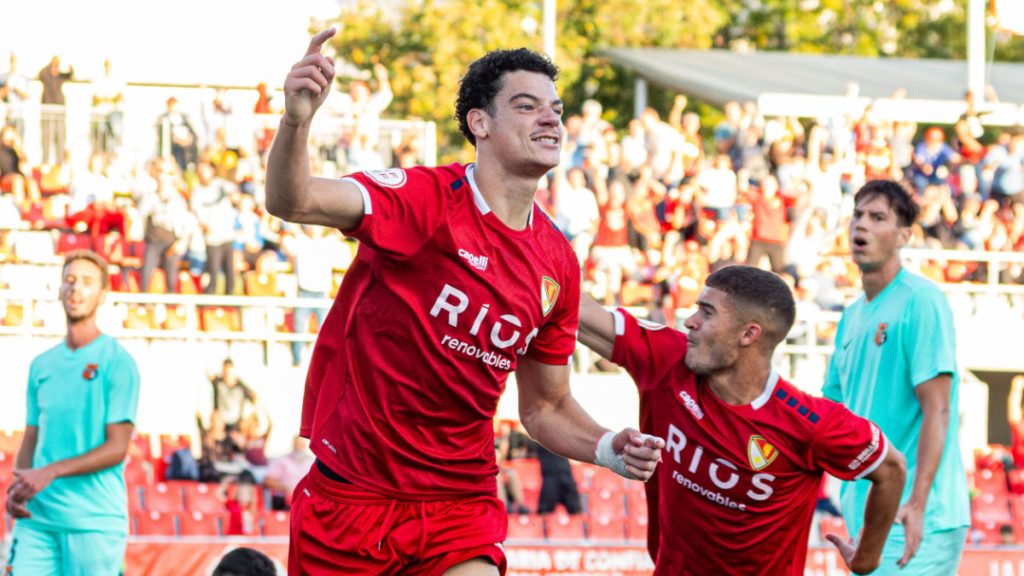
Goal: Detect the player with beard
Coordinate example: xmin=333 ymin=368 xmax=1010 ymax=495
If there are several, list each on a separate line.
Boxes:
xmin=266 ymin=29 xmax=664 ymax=575
xmin=6 ymin=250 xmax=140 ymax=576
xmin=577 ymin=265 xmax=907 ymax=575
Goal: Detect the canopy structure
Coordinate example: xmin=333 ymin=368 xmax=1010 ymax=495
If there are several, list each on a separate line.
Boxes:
xmin=599 ymin=48 xmax=1024 ymax=125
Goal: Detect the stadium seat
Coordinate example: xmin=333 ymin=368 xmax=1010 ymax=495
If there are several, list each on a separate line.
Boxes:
xmin=134 ymin=510 xmax=177 ymax=536
xmin=182 ymin=482 xmax=223 ymax=516
xmin=1 ymin=303 xmax=24 ymax=327
xmin=545 ymin=512 xmax=586 ymax=542
xmin=123 ymin=456 xmax=150 ymax=488
xmin=973 ymin=465 xmax=1009 ymax=497
xmin=818 ymin=515 xmax=849 ymax=542
xmin=144 ymin=482 xmax=184 ymax=513
xmin=0 ymin=429 xmax=23 ymax=455
xmin=625 ymin=489 xmax=646 ymax=516
xmin=125 ymin=305 xmax=159 ymax=330
xmin=586 ymin=467 xmax=625 ymax=496
xmin=178 ymin=510 xmax=222 ymax=536
xmin=506 ymin=458 xmax=542 ymax=493
xmin=55 ymin=232 xmax=93 ymax=255
xmin=626 ymin=513 xmax=649 ymax=542
xmin=245 ymin=271 xmax=282 ymax=297
xmin=972 ymin=492 xmax=1012 ymax=525
xmin=972 ymin=520 xmax=1008 ymax=545
xmin=1008 ymin=469 xmax=1024 ymax=495
xmin=163 ymin=305 xmax=197 ymax=331
xmin=145 ymin=269 xmax=168 ymax=294
xmin=506 ymin=513 xmax=545 ymax=541
xmin=201 ymin=306 xmax=242 ymax=332
xmin=587 ymin=495 xmax=626 ymax=520
xmin=177 ymin=271 xmax=200 ymax=295
xmin=587 ymin=514 xmax=626 ymax=542
xmin=260 ymin=510 xmax=291 ymax=537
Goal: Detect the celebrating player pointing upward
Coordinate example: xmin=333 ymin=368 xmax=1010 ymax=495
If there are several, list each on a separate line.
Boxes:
xmin=266 ymin=29 xmax=663 ymax=575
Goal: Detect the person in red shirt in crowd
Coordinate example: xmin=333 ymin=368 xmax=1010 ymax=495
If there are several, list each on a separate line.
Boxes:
xmin=265 ymin=29 xmax=664 ymax=575
xmin=1007 ymin=376 xmax=1024 ymax=469
xmin=577 ymin=265 xmax=907 ymax=575
xmin=745 ymin=174 xmax=789 ymax=273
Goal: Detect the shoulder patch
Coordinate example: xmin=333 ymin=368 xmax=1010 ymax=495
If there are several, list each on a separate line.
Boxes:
xmin=364 ymin=168 xmax=408 ymax=188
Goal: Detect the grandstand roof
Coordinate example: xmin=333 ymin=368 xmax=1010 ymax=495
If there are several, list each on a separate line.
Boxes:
xmin=599 ymin=48 xmax=1024 ymax=125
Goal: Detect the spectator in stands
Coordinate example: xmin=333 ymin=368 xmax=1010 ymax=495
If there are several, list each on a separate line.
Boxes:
xmin=591 ymin=178 xmax=637 ymax=306
xmin=536 ymin=444 xmax=581 ymax=515
xmin=745 ymin=174 xmax=789 ymax=273
xmin=281 ymin=224 xmax=340 ymax=366
xmin=0 ymin=52 xmax=30 ymax=136
xmin=912 ymin=127 xmax=958 ymax=196
xmin=344 ymin=62 xmax=393 ymax=149
xmin=213 ymin=547 xmax=278 ymax=576
xmin=1007 ymin=376 xmax=1024 ymax=469
xmin=204 ymin=358 xmax=257 ymax=435
xmin=264 ymin=435 xmax=314 ymax=511
xmin=5 ymin=250 xmax=141 ymax=576
xmin=191 ymin=160 xmax=239 ymax=294
xmin=201 ymin=87 xmax=237 ymax=150
xmin=495 ymin=423 xmax=531 ymax=515
xmin=156 ymin=96 xmax=198 ymax=171
xmin=90 ymin=58 xmax=125 ymax=154
xmin=555 ymin=167 xmax=600 ymax=266
xmin=38 ymin=55 xmax=74 ymax=165
xmin=0 ymin=123 xmax=37 ymax=210
xmin=220 ymin=472 xmax=259 ymax=536
xmin=234 ymin=193 xmax=265 ymax=271
xmin=138 ymin=170 xmax=189 ymax=292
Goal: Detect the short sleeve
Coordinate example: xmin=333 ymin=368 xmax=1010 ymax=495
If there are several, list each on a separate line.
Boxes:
xmin=105 ymin=348 xmax=141 ymax=425
xmin=341 ymin=166 xmax=449 ymax=259
xmin=904 ymin=288 xmax=958 ymax=388
xmin=610 ymin=308 xmax=687 ymax=392
xmin=25 ymin=359 xmax=40 ymax=427
xmin=812 ymin=403 xmax=889 ymax=481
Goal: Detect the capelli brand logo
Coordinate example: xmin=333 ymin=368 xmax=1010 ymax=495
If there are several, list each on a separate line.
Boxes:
xmin=458 ymin=249 xmax=489 ymax=271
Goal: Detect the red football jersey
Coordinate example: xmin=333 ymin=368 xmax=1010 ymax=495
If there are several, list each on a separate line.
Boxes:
xmin=611 ymin=309 xmax=888 ymax=576
xmin=300 ymin=164 xmax=580 ymax=499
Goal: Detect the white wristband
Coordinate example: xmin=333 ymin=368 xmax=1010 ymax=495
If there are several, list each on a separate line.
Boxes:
xmin=595 ymin=431 xmax=632 ymax=479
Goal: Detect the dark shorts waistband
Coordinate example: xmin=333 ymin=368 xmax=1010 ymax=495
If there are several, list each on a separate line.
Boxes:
xmin=316 ymin=459 xmax=352 ymax=484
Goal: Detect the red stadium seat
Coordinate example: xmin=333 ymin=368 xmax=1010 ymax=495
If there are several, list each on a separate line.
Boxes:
xmin=587 ymin=514 xmax=626 ymax=542
xmin=972 ymin=520 xmax=1010 ymax=545
xmin=55 ymin=232 xmax=93 ymax=255
xmin=182 ymin=482 xmax=224 ymax=516
xmin=972 ymin=492 xmax=1012 ymax=525
xmin=625 ymin=489 xmax=647 ymax=516
xmin=545 ymin=512 xmax=586 ymax=541
xmin=178 ymin=511 xmax=222 ymax=536
xmin=587 ymin=495 xmax=626 ymax=520
xmin=626 ymin=512 xmax=649 ymax=542
xmin=201 ymin=306 xmax=242 ymax=332
xmin=586 ymin=467 xmax=625 ymax=496
xmin=818 ymin=516 xmax=849 ymax=542
xmin=134 ymin=510 xmax=177 ymax=536
xmin=144 ymin=482 xmax=184 ymax=513
xmin=260 ymin=510 xmax=291 ymax=537
xmin=506 ymin=458 xmax=542 ymax=493
xmin=0 ymin=429 xmax=24 ymax=455
xmin=974 ymin=467 xmax=1009 ymax=498
xmin=506 ymin=513 xmax=545 ymax=541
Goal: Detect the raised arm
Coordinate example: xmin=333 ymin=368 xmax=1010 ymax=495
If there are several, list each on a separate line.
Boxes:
xmin=515 ymin=357 xmax=662 ymax=480
xmin=577 ymin=293 xmax=615 ymax=360
xmin=265 ymin=28 xmax=365 ymax=230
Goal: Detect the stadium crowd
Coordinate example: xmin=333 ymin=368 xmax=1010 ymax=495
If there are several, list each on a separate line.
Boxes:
xmin=3 ymin=52 xmax=1024 ymax=546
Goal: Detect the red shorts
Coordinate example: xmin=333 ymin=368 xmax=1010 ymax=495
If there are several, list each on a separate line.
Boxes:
xmin=288 ymin=463 xmax=508 ymax=575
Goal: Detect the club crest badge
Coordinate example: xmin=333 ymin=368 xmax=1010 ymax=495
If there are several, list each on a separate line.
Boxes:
xmin=748 ymin=435 xmax=778 ymax=471
xmin=83 ymin=363 xmax=99 ymax=381
xmin=540 ymin=276 xmax=560 ymax=317
xmin=875 ymin=323 xmax=888 ymax=346
xmin=365 ymin=168 xmax=408 ymax=188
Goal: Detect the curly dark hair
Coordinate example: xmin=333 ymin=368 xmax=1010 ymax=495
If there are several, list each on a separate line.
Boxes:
xmin=854 ymin=179 xmax=919 ymax=227
xmin=455 ymin=48 xmax=559 ymax=146
xmin=705 ymin=265 xmax=796 ymax=348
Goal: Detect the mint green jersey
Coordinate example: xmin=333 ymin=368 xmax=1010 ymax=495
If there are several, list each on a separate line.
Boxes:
xmin=822 ymin=268 xmax=969 ymax=536
xmin=22 ymin=334 xmax=140 ymax=534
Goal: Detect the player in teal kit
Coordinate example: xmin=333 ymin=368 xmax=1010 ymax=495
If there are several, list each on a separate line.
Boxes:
xmin=5 ymin=250 xmax=140 ymax=576
xmin=823 ymin=180 xmax=969 ymax=576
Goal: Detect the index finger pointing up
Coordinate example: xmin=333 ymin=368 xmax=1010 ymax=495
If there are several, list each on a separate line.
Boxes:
xmin=306 ymin=28 xmax=337 ymax=57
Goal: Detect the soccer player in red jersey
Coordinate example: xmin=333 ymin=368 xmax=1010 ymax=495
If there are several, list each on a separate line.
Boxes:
xmin=266 ymin=29 xmax=665 ymax=575
xmin=577 ymin=265 xmax=907 ymax=575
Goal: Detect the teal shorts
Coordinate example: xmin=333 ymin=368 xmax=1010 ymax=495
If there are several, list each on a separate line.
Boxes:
xmin=873 ymin=526 xmax=968 ymax=576
xmin=6 ymin=523 xmax=126 ymax=576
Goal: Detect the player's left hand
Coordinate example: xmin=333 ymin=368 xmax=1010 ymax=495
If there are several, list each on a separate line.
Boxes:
xmin=894 ymin=501 xmax=924 ymax=568
xmin=605 ymin=428 xmax=664 ymax=481
xmin=826 ymin=533 xmax=879 ymax=575
xmin=11 ymin=467 xmax=57 ymax=501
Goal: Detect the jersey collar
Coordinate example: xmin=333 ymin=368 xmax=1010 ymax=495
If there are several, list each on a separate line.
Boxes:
xmin=465 ymin=164 xmax=534 ymax=229
xmin=750 ymin=370 xmax=780 ymax=410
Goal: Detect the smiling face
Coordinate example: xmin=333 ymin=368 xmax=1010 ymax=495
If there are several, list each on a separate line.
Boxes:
xmin=472 ymin=70 xmax=563 ymax=178
xmin=682 ymin=287 xmax=744 ymax=375
xmin=849 ymin=194 xmax=910 ymax=274
xmin=61 ymin=258 xmax=106 ymax=324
